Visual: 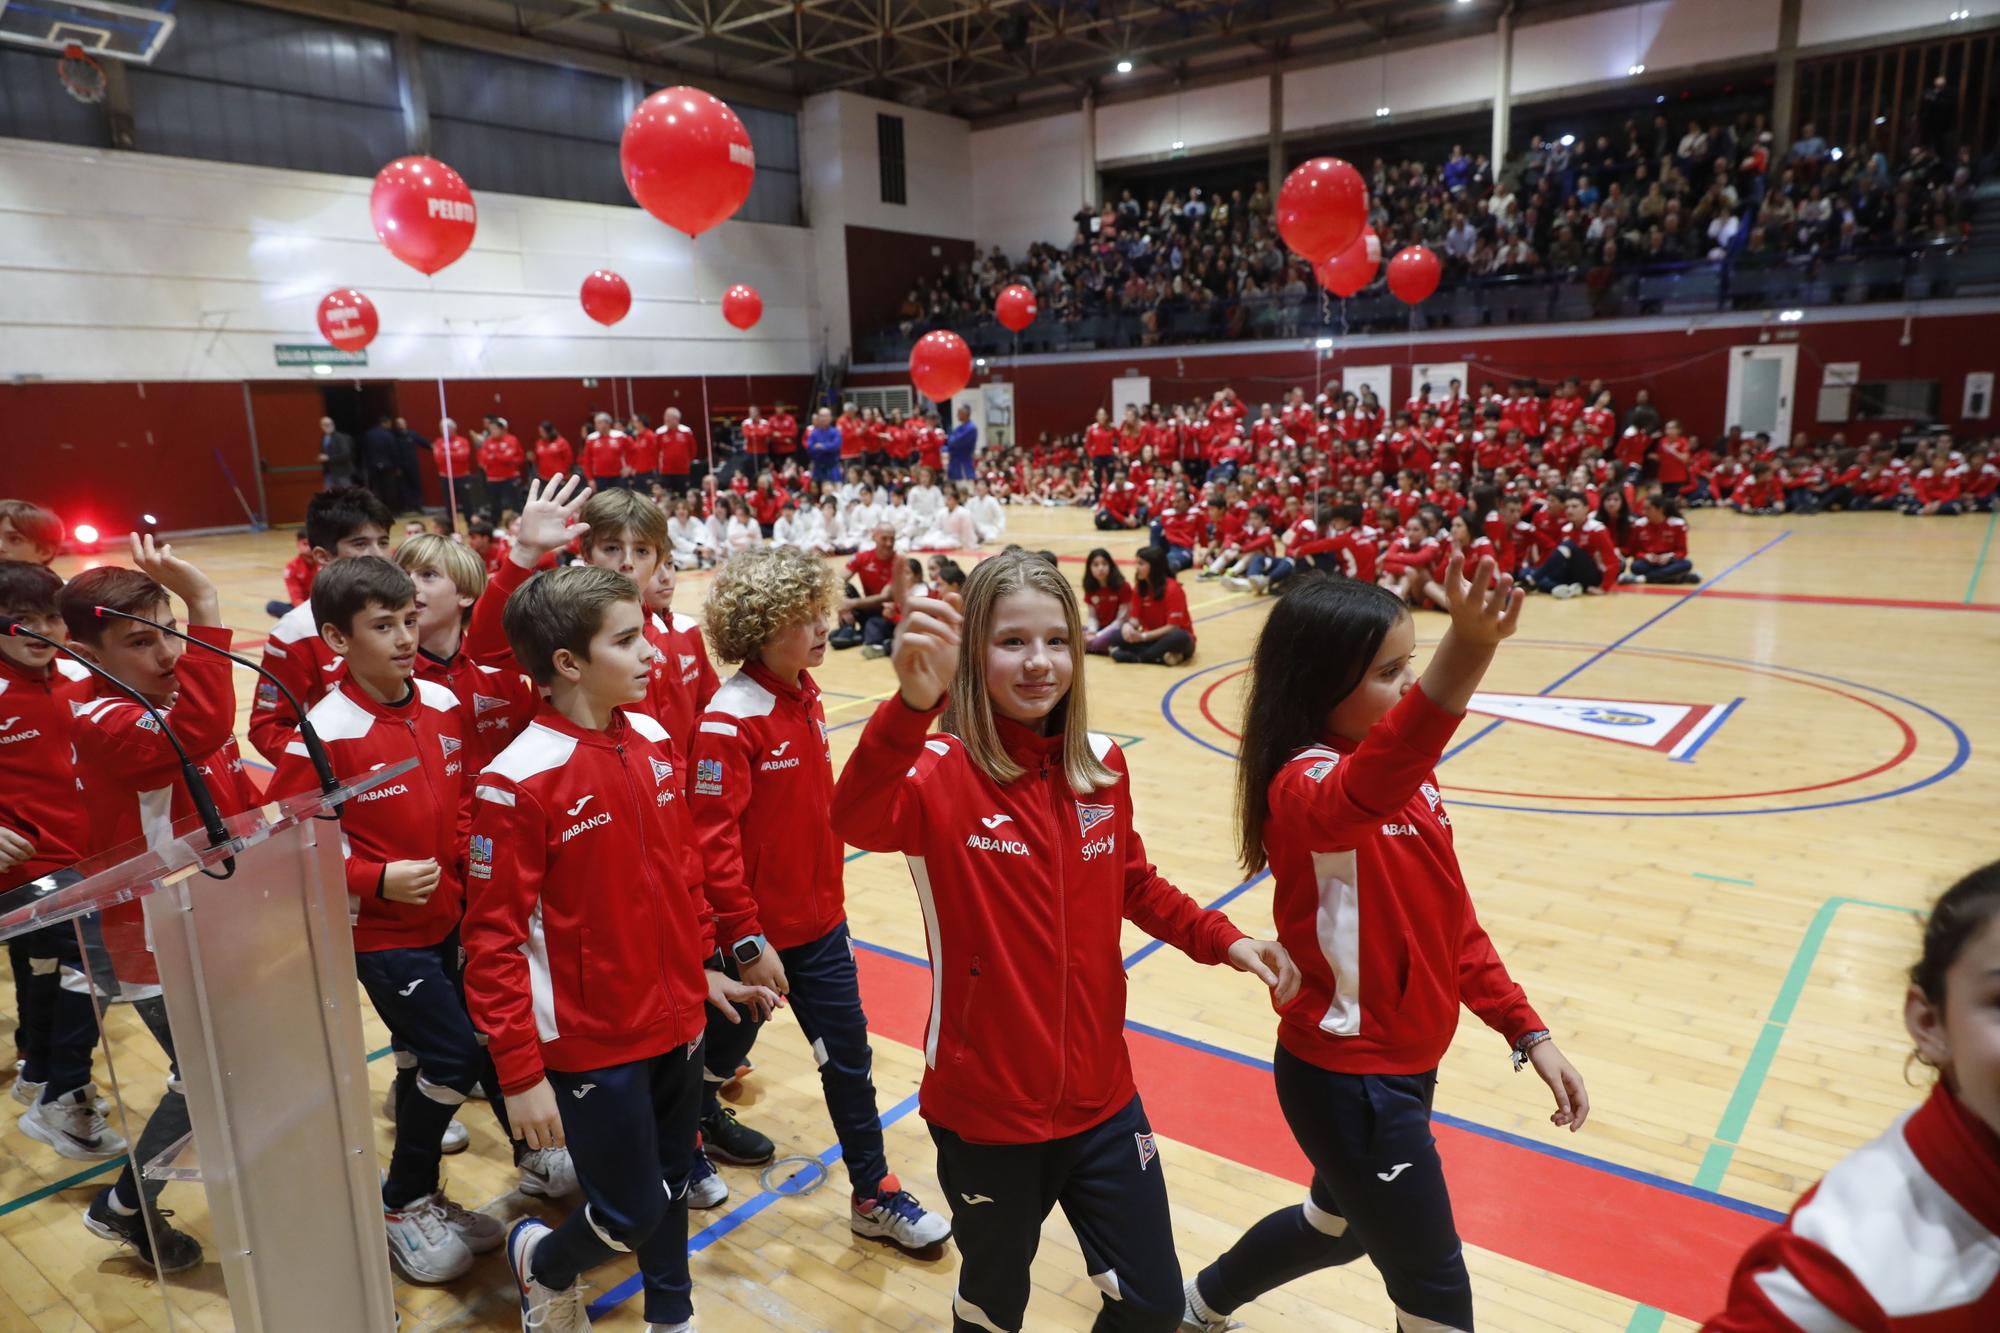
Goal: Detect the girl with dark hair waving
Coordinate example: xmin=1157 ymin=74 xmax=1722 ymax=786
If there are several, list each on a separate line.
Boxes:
xmin=832 ymin=549 xmax=1298 ymax=1333
xmin=1181 ymin=555 xmax=1589 ymax=1333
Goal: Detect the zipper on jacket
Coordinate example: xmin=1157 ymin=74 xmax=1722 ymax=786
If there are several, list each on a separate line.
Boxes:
xmin=618 ymin=742 xmax=684 ymax=1038
xmin=1041 ymin=754 xmax=1070 ymax=1112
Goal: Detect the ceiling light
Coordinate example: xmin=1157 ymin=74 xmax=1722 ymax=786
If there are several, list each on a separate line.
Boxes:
xmin=311 ymin=364 xmax=333 ymax=376
xmin=1830 ymin=146 xmax=1843 ymax=161
xmin=1778 ymin=309 xmax=1803 ymax=322
xmin=1628 ymin=63 xmax=1646 ymax=75
xmin=975 ymin=357 xmax=988 ymax=369
xmin=1560 ymin=134 xmax=1575 ymax=146
xmin=1171 ymin=139 xmax=1184 ymax=149
xmin=1874 ymin=115 xmax=1887 ymax=125
xmin=1116 ymin=59 xmax=1132 ymax=73
xmin=1314 ymin=337 xmax=1335 ymax=349
xmin=1655 ymin=94 xmax=1666 ymax=103
xmin=1949 ymin=8 xmax=1970 ymax=19
xmin=1375 ymin=106 xmax=1391 ymax=118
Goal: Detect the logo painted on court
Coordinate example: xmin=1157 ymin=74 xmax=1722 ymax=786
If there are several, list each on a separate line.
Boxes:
xmin=1465 ymin=692 xmax=1731 ymax=760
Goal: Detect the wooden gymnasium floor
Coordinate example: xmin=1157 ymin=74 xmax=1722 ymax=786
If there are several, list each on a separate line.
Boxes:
xmin=5 ymin=502 xmax=1998 ymax=1331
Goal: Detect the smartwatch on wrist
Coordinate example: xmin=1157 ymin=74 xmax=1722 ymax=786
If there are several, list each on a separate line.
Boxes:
xmin=732 ymin=934 xmax=769 ymax=967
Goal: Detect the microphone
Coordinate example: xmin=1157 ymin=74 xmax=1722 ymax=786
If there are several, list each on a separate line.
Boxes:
xmin=93 ymin=607 xmax=340 ymax=797
xmin=0 ymin=615 xmax=234 ymax=862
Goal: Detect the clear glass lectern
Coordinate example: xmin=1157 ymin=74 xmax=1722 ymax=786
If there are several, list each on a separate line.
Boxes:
xmin=0 ymin=762 xmax=415 ymax=1331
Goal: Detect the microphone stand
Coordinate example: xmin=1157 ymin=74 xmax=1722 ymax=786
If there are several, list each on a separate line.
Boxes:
xmin=0 ymin=616 xmax=235 ymax=878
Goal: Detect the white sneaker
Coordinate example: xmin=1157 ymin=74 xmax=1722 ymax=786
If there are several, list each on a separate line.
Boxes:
xmin=1225 ymin=576 xmax=1250 ymax=590
xmin=850 ymin=1174 xmax=951 ymax=1250
xmin=385 ymin=1194 xmax=474 ymax=1284
xmin=18 ymin=1085 xmax=127 ymax=1160
xmin=1550 ymin=582 xmax=1581 ymax=600
xmin=1179 ymin=1277 xmax=1243 ymax=1332
xmin=518 ymin=1146 xmax=580 ymax=1199
xmin=507 ymin=1219 xmax=590 ymax=1332
xmin=431 ymin=1192 xmax=504 ymax=1254
xmin=11 ymin=1075 xmax=109 ymax=1114
xmin=687 ymin=1153 xmax=728 ymax=1209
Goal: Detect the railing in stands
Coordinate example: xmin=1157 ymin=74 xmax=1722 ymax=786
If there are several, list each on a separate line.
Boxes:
xmin=856 ymin=244 xmax=2000 ymax=364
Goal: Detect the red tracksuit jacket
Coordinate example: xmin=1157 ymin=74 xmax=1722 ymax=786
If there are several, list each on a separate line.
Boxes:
xmin=1631 ymin=515 xmax=1689 ymax=562
xmin=0 ymin=653 xmax=95 ymax=890
xmin=1264 ymin=685 xmax=1542 ymax=1075
xmin=690 ymin=661 xmax=844 ymax=952
xmin=1704 ymin=1083 xmax=2000 ymax=1332
xmin=268 ymin=676 xmax=468 ymax=953
xmin=413 ymin=644 xmax=539 ymax=774
xmin=831 ymin=697 xmax=1247 ymax=1144
xmin=463 ymin=706 xmax=714 ymax=1094
xmin=1558 ymin=518 xmax=1624 ymax=590
xmin=649 ymin=610 xmax=719 ymax=765
xmin=71 ymin=624 xmax=263 ymax=987
xmin=249 ymin=599 xmax=342 ymax=765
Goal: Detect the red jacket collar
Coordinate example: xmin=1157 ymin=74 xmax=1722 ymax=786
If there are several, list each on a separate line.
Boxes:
xmin=995 ymin=713 xmax=1063 ymax=767
xmin=743 ymin=659 xmax=818 ymax=706
xmin=334 ymin=677 xmax=418 ymax=723
xmin=1906 ymin=1082 xmax=2000 ymax=1235
xmin=0 ymin=654 xmax=53 ymax=689
xmin=525 ymin=701 xmax=638 ymax=751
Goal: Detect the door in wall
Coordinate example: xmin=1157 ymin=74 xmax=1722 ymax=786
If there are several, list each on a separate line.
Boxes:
xmin=248 ymin=383 xmax=335 ymax=528
xmin=1725 ymin=345 xmax=1797 ymax=443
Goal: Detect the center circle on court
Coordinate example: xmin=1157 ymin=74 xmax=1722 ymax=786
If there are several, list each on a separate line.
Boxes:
xmin=1161 ymin=640 xmax=1970 ymax=818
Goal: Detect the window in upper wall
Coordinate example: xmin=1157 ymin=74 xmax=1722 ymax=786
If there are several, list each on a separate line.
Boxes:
xmin=878 ymin=113 xmax=906 ymax=206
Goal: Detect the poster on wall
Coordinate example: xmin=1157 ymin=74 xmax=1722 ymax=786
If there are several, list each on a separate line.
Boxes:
xmin=1111 ymin=376 xmax=1152 ymax=419
xmin=1965 ymin=372 xmax=1994 ymax=420
xmin=1818 ymin=361 xmax=1859 ymax=423
xmin=1411 ymin=362 xmax=1469 ymax=404
xmin=1338 ymin=365 xmax=1392 ymax=413
xmin=982 ymin=381 xmax=1015 ymax=451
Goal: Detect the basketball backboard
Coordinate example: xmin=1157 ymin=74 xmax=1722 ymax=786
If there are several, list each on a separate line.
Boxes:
xmin=0 ymin=0 xmax=175 ymax=62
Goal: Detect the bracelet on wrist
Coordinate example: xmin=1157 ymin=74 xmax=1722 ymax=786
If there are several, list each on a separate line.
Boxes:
xmin=1510 ymin=1028 xmax=1553 ymax=1071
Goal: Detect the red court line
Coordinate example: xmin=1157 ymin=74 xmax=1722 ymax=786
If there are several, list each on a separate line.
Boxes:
xmin=1627 ymin=586 xmax=2000 ymax=613
xmin=851 ymin=947 xmax=1763 ymax=1322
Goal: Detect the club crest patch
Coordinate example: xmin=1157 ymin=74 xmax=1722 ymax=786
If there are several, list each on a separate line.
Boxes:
xmin=472 ymin=693 xmax=506 ymax=716
xmin=650 ymin=756 xmax=673 ymax=786
xmin=1305 ymin=759 xmax=1336 ymax=782
xmin=136 ymin=713 xmax=161 ymax=733
xmin=1419 ymin=782 xmax=1441 ymax=810
xmin=468 ymin=834 xmax=493 ymax=880
xmin=255 ymin=681 xmax=279 ymax=709
xmin=693 ymin=757 xmax=723 ymax=795
xmin=440 ymin=736 xmax=462 ymax=758
xmin=1135 ymin=1131 xmax=1158 ymax=1171
xmin=1076 ymin=802 xmax=1115 ymax=836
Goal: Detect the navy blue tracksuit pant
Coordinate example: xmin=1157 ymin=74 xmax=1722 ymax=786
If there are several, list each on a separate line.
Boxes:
xmin=1193 ymin=1044 xmax=1473 ymax=1331
xmin=930 ymin=1095 xmax=1183 ymax=1333
xmin=534 ymin=1044 xmax=704 ymax=1328
xmin=352 ymin=930 xmax=509 ymax=1206
xmin=702 ymin=921 xmax=889 ymax=1194
xmin=9 ymin=871 xmax=101 ymax=1103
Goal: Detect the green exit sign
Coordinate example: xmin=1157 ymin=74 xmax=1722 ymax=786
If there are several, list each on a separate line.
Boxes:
xmin=275 ymin=345 xmax=367 ymax=367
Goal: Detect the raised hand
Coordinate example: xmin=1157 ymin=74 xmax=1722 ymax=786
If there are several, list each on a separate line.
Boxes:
xmin=1439 ymin=550 xmax=1523 ymax=647
xmin=127 ymin=532 xmax=220 ymax=625
xmin=511 ymin=473 xmax=593 ymax=565
xmin=891 ymin=591 xmax=962 ymax=712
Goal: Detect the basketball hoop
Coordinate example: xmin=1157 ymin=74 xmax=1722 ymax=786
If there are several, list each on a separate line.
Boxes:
xmin=58 ymin=43 xmax=107 ymax=104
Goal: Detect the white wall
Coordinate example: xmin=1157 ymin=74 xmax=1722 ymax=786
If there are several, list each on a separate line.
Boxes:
xmin=971 ymin=110 xmax=1089 ymax=258
xmin=1800 ymin=0 xmax=1999 ymax=46
xmin=1096 ymin=77 xmax=1270 ymax=161
xmin=1513 ymin=0 xmax=1779 ymax=96
xmin=799 ymin=90 xmax=974 ymax=360
xmin=1284 ymin=33 xmax=1500 ymax=132
xmin=0 ymin=136 xmax=818 ymax=384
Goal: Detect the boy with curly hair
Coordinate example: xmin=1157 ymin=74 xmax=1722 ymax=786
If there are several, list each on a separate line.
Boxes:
xmin=688 ymin=546 xmax=951 ymax=1250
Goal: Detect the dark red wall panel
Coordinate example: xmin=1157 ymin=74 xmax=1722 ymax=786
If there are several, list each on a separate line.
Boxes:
xmin=849 ymin=313 xmax=1998 ymax=449
xmin=845 ymin=225 xmax=977 ymax=355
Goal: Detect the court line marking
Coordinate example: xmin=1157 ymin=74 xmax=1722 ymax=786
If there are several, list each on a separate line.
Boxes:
xmin=1967 ymin=504 xmax=1999 ymax=603
xmin=1629 ymin=586 xmax=2000 ymax=614
xmin=1692 ymin=872 xmax=1755 ymax=887
xmin=1668 ymin=695 xmax=1742 ymax=764
xmin=1622 ymin=895 xmax=1923 ymax=1333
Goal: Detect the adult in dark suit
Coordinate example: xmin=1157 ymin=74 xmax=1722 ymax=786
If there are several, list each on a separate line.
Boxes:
xmin=361 ymin=415 xmax=404 ymax=513
xmin=318 ymin=417 xmax=357 ymax=490
xmin=393 ymin=416 xmax=429 ymax=512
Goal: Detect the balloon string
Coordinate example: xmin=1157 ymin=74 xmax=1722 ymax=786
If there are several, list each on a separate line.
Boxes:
xmin=427 ymin=272 xmax=461 ymax=534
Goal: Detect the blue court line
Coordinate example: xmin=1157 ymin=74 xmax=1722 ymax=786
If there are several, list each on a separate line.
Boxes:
xmin=585 ymin=1091 xmax=923 ymax=1319
xmin=1670 ymin=696 xmax=1744 ymax=764
xmin=1967 ymin=504 xmax=1999 ymax=603
xmin=1442 ymin=531 xmax=1793 ymax=765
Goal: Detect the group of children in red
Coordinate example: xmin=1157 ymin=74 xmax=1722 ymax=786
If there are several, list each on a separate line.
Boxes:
xmin=4 ymin=459 xmax=1996 ymax=1332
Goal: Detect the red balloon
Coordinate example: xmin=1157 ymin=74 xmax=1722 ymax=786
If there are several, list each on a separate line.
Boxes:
xmin=1277 ymin=157 xmax=1367 ymax=264
xmin=994 ymin=283 xmax=1038 ymax=333
xmin=621 ymin=87 xmax=756 ymax=239
xmin=721 ymin=284 xmax=763 ymax=331
xmin=579 ymin=270 xmax=631 ymax=326
xmin=369 ymin=156 xmax=477 ymax=276
xmin=909 ymin=330 xmax=972 ymax=402
xmin=1386 ymin=245 xmax=1443 ymax=305
xmin=316 ymin=289 xmax=378 ymax=352
xmin=1313 ymin=226 xmax=1381 ymax=299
